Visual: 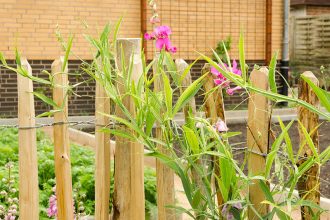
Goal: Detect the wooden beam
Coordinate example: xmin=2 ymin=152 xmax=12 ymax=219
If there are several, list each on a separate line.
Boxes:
xmin=297 ymin=71 xmax=320 ymax=220
xmin=94 ymin=72 xmax=111 ymax=219
xmin=52 ymin=57 xmax=75 ymax=220
xmin=113 ymin=38 xmax=145 ymax=220
xmin=154 ymin=54 xmax=176 ymax=220
xmin=247 ymin=67 xmax=271 ymax=219
xmin=17 ymin=58 xmax=39 ymax=220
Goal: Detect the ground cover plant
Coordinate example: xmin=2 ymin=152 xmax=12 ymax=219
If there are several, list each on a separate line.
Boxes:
xmin=0 ymin=128 xmax=157 ymax=219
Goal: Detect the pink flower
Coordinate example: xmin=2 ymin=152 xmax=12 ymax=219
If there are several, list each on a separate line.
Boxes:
xmin=144 ymin=25 xmax=177 ymax=53
xmin=5 ymin=214 xmax=15 ymax=220
xmin=144 ymin=33 xmax=154 ymax=40
xmin=226 ymin=86 xmax=241 ymax=95
xmin=150 ymin=16 xmax=160 ymax=24
xmin=214 ymin=119 xmax=228 ymax=132
xmin=211 ymin=60 xmax=242 ymax=95
xmin=47 ymin=195 xmax=57 ymax=217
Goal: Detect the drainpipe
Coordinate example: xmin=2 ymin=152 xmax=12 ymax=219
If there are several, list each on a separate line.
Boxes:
xmin=281 ymin=0 xmax=290 ymax=101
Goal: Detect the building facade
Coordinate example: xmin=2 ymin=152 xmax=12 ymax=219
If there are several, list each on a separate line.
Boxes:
xmin=0 ymin=0 xmax=284 ymax=117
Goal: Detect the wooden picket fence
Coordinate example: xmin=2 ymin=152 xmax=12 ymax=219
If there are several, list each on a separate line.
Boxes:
xmin=14 ymin=38 xmax=321 ymax=220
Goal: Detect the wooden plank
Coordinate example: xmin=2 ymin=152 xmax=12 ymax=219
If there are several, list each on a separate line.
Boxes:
xmin=52 ymin=57 xmax=74 ymax=220
xmin=155 ymin=54 xmax=176 ymax=220
xmin=247 ymin=67 xmax=271 ymax=219
xmin=95 ymin=70 xmax=111 ymax=219
xmin=113 ymin=38 xmax=145 ymax=220
xmin=297 ymin=71 xmax=320 ymax=220
xmin=202 ymin=63 xmax=225 ymax=214
xmin=177 ymin=58 xmax=205 ymax=218
xmin=17 ymin=58 xmax=39 ymax=220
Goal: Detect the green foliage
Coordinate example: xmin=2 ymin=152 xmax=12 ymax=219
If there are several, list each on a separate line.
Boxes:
xmin=213 ymin=36 xmax=232 ymax=63
xmin=0 ymin=128 xmax=157 ymax=219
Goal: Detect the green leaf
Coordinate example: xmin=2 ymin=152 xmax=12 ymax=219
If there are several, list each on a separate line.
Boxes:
xmin=33 ymin=92 xmax=60 ymax=109
xmin=162 ymin=72 xmax=173 ymax=116
xmin=179 ymin=58 xmax=200 ymax=85
xmin=15 ymin=49 xmax=21 ymax=67
xmin=239 ymin=31 xmax=247 ymax=82
xmin=278 ymin=118 xmax=294 ymax=162
xmin=269 ymin=52 xmax=278 ymax=94
xmin=172 ymin=73 xmax=206 ymax=116
xmin=0 ymin=52 xmax=7 ymax=66
xmin=182 ymin=125 xmax=200 ymax=155
xmin=62 ymin=34 xmax=73 ymax=72
xmin=265 ymin=120 xmax=294 ymax=177
xmin=297 ymin=120 xmax=320 ymax=162
xmin=319 ymin=145 xmax=330 ymax=164
xmin=301 ymin=74 xmax=330 ymax=112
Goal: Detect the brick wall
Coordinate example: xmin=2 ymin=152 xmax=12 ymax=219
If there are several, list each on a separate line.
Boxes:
xmin=0 ymin=60 xmax=95 ymax=118
xmin=0 ymin=59 xmax=281 ymax=118
xmin=145 ymin=0 xmax=283 ymax=60
xmin=0 ymin=0 xmax=283 ymax=61
xmin=0 ymin=0 xmax=141 ymax=60
xmin=307 ymin=6 xmax=330 ymax=15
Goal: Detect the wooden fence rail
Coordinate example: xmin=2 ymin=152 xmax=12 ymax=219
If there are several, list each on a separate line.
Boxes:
xmin=13 ymin=51 xmax=323 ymax=220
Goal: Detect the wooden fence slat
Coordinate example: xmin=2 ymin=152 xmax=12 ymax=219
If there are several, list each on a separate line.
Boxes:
xmin=177 ymin=59 xmax=206 ymax=217
xmin=202 ymin=63 xmax=226 ymax=213
xmin=113 ymin=38 xmax=145 ymax=220
xmin=297 ymin=71 xmax=320 ymax=220
xmin=154 ymin=54 xmax=176 ymax=220
xmin=17 ymin=58 xmax=39 ymax=219
xmin=95 ymin=69 xmax=111 ymax=219
xmin=52 ymin=57 xmax=74 ymax=219
xmin=247 ymin=67 xmax=270 ymax=219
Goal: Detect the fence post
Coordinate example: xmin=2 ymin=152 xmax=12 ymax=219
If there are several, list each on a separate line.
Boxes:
xmin=202 ymin=63 xmax=225 ymax=214
xmin=247 ymin=67 xmax=270 ymax=219
xmin=154 ymin=54 xmax=176 ymax=220
xmin=95 ymin=62 xmax=111 ymax=220
xmin=177 ymin=59 xmax=207 ymax=217
xmin=297 ymin=71 xmax=320 ymax=220
xmin=17 ymin=58 xmax=39 ymax=219
xmin=52 ymin=57 xmax=74 ymax=219
xmin=113 ymin=38 xmax=145 ymax=220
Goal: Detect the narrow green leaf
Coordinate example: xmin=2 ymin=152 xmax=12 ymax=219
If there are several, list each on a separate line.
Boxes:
xmin=269 ymin=52 xmax=278 ymax=94
xmin=62 ymin=34 xmax=73 ymax=72
xmin=239 ymin=31 xmax=247 ymax=82
xmin=301 ymin=74 xmax=330 ymax=112
xmin=162 ymin=71 xmax=173 ymax=116
xmin=0 ymin=52 xmax=7 ymax=66
xmin=182 ymin=125 xmax=200 ymax=155
xmin=33 ymin=92 xmax=60 ymax=109
xmin=265 ymin=120 xmax=294 ymax=177
xmin=173 ymin=73 xmax=206 ymax=116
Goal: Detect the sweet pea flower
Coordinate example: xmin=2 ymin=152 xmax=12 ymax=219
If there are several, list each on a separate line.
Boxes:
xmin=226 ymin=86 xmax=242 ymax=96
xmin=150 ymin=16 xmax=160 ymax=24
xmin=144 ymin=25 xmax=177 ymax=53
xmin=214 ymin=119 xmax=228 ymax=132
xmin=211 ymin=60 xmax=242 ymax=95
xmin=47 ymin=195 xmax=57 ymax=217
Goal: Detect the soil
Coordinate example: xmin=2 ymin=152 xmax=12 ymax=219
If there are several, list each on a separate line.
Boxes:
xmin=229 ymin=120 xmax=330 ymax=198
